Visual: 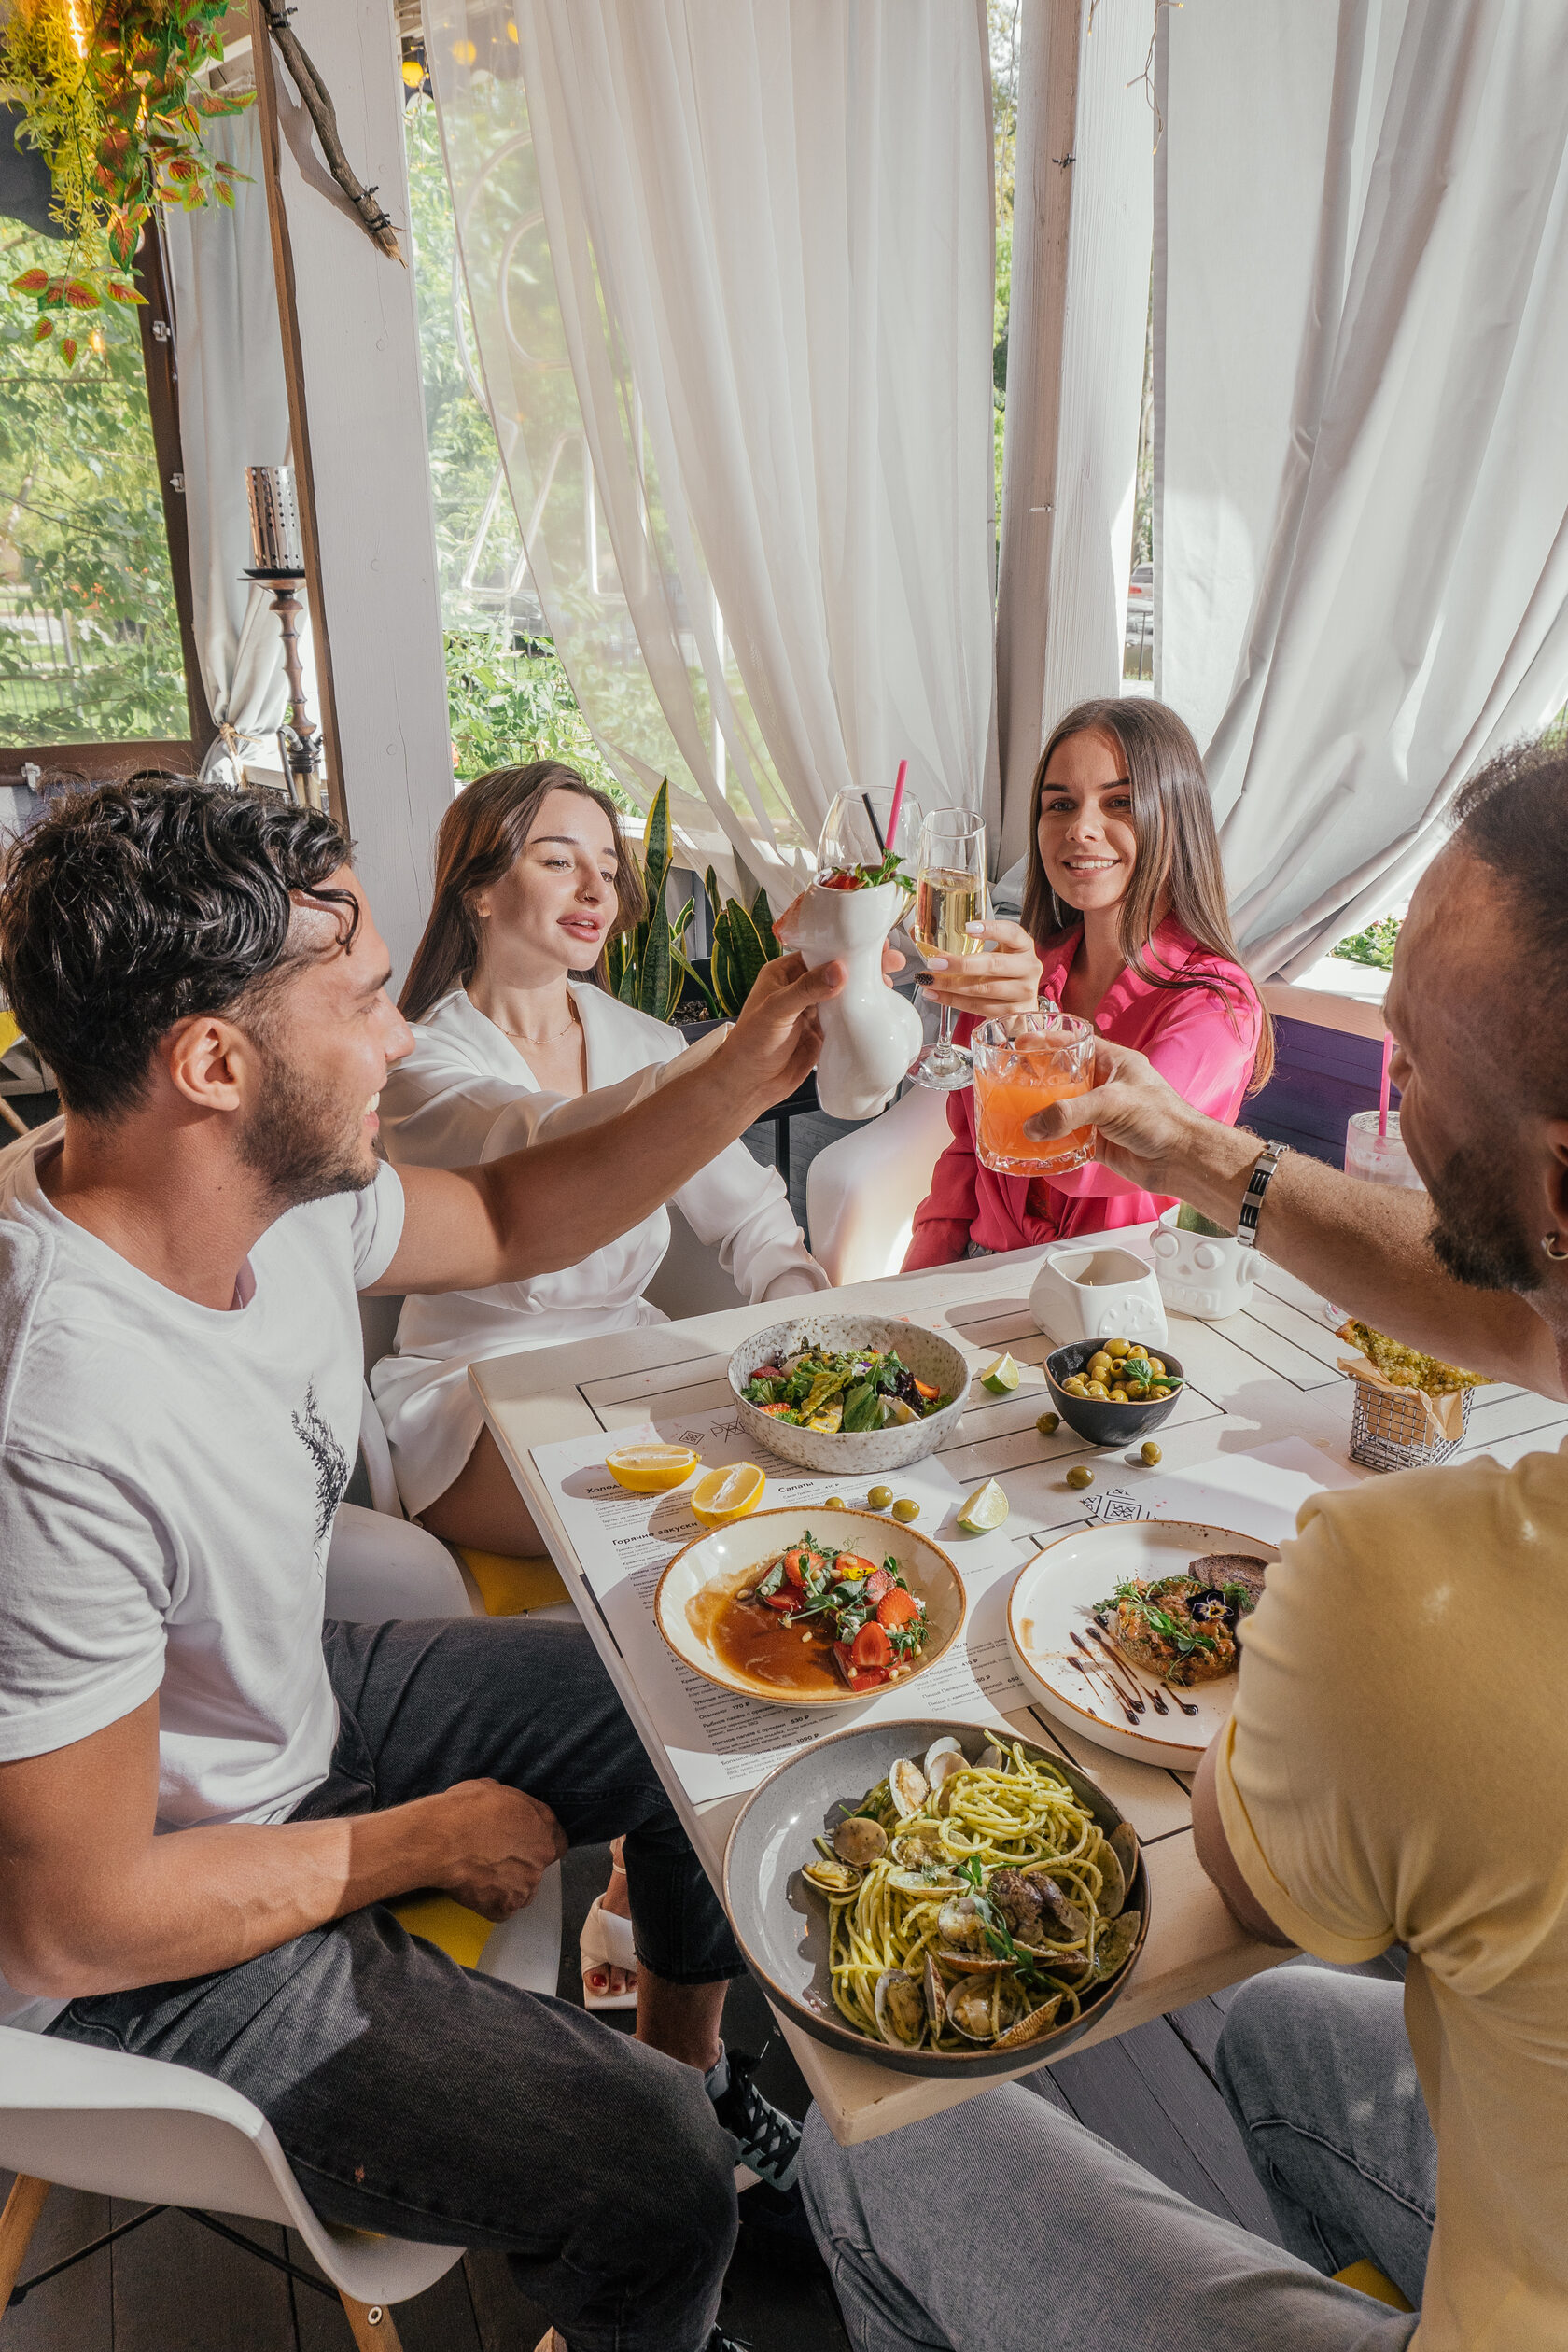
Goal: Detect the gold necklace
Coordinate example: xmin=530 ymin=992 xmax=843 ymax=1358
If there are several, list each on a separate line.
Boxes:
xmin=497 ymin=1000 xmax=581 ymax=1048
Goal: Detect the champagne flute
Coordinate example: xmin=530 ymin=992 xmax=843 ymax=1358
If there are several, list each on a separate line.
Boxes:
xmin=910 ymin=808 xmax=987 ymax=1090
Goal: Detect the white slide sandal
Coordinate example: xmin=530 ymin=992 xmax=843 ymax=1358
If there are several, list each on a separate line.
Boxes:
xmin=580 ymin=1895 xmax=639 ymax=2010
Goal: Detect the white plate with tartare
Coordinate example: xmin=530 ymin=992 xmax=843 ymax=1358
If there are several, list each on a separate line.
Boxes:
xmin=1006 ymin=1519 xmax=1280 ymax=1771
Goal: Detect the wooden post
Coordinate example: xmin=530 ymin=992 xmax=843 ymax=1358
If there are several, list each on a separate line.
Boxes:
xmin=246 ymin=0 xmax=455 ymax=982
xmin=339 ymin=2291 xmax=407 ymax=2351
xmin=993 ymin=0 xmax=1155 ymax=870
xmin=0 ymin=2175 xmax=51 ymax=2312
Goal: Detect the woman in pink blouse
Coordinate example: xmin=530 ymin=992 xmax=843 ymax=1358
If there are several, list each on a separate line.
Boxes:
xmin=903 ymin=696 xmax=1271 ymax=1268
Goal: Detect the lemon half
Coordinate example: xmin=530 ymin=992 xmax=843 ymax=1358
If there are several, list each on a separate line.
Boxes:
xmin=690 ymin=1462 xmax=766 ymax=1527
xmin=606 ymin=1442 xmax=701 ymax=1494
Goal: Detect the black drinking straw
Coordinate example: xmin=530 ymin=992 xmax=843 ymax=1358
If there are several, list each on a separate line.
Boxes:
xmin=861 ymin=791 xmax=888 ymax=858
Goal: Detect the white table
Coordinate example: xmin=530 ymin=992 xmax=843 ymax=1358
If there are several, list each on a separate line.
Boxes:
xmin=471 ymin=1237 xmax=1567 ymax=2145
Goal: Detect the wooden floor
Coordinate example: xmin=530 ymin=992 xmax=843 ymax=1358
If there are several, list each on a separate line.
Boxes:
xmin=3 ymin=1832 xmax=1406 ymax=2352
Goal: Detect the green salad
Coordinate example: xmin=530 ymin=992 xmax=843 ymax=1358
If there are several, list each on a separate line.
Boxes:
xmin=742 ymin=1345 xmax=954 ymax=1435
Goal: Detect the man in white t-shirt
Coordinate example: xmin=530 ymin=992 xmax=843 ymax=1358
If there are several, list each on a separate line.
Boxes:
xmin=0 ymin=780 xmax=842 ymax=2352
xmin=802 ymin=735 xmax=1568 ymax=2349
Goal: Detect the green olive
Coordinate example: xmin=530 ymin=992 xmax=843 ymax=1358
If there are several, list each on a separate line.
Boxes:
xmin=1141 ymin=1440 xmax=1163 ymax=1466
xmin=825 ymin=1496 xmax=847 ymax=1510
xmin=1063 ymin=1377 xmax=1089 ymax=1397
xmin=1036 ymin=1410 xmax=1060 ymax=1436
xmin=1124 ymin=1383 xmax=1150 ymax=1402
xmin=867 ymin=1484 xmax=894 ymax=1510
xmin=1065 ymin=1465 xmax=1095 ymax=1491
xmin=891 ymin=1497 xmax=919 ymax=1523
xmin=1146 ymin=1357 xmax=1167 ymax=1378
xmin=1148 ymin=1384 xmax=1171 ymax=1399
xmin=1086 ymin=1354 xmax=1113 ymax=1379
xmin=1085 ymin=1381 xmax=1110 ymax=1401
xmin=1104 ymin=1338 xmax=1132 ymax=1359
xmin=1110 ymin=1386 xmax=1128 ymax=1403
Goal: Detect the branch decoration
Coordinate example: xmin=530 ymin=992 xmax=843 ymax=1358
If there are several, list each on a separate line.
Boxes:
xmin=260 ymin=5 xmax=403 ymax=265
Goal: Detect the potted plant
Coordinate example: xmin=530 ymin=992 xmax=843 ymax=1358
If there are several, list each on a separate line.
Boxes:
xmin=602 ymin=778 xmax=782 ymax=1034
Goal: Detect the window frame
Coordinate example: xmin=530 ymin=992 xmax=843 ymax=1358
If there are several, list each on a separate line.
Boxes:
xmin=0 ymin=218 xmax=216 ymax=789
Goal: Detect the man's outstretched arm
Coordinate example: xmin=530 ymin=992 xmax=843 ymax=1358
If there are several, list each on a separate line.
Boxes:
xmin=1024 ymin=1039 xmax=1564 ymax=1398
xmin=374 ymin=948 xmax=835 ymax=1298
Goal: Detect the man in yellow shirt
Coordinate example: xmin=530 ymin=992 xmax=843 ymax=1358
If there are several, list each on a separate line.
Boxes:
xmin=802 ymin=736 xmax=1568 ymax=2348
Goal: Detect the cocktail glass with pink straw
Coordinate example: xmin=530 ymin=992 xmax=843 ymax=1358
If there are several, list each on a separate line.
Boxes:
xmin=1345 ymin=1032 xmax=1421 ymax=1189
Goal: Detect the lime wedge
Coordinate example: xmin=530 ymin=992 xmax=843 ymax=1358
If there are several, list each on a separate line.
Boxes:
xmin=980 ymin=1352 xmax=1021 ymax=1395
xmin=957 ymin=1477 xmax=1010 ymax=1533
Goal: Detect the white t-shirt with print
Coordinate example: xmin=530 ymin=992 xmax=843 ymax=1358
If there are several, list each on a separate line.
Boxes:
xmin=0 ymin=1121 xmax=405 ymax=2031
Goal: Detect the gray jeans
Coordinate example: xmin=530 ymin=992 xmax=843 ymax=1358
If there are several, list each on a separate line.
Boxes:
xmin=802 ymin=1967 xmax=1432 ymax=2350
xmin=51 ymin=1617 xmax=745 ymax=2352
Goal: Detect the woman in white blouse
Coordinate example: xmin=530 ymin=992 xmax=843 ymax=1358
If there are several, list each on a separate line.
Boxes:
xmin=375 ymin=763 xmax=828 ymax=2005
xmin=375 ymin=760 xmax=827 ymax=1555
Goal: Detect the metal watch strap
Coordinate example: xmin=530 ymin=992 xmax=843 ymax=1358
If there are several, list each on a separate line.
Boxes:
xmin=1236 ymin=1142 xmax=1285 ymax=1249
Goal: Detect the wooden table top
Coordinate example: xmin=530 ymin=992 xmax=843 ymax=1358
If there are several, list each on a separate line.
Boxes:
xmin=471 ymin=1237 xmax=1566 ymax=2144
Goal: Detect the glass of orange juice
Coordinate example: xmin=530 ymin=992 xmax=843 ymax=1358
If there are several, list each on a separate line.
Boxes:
xmin=973 ymin=1008 xmax=1096 ymax=1175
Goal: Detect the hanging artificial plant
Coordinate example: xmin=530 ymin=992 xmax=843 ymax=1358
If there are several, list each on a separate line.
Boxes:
xmin=0 ymin=0 xmax=250 ymax=366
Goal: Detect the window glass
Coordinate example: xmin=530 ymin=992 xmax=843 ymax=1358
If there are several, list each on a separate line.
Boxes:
xmin=0 ymin=226 xmax=188 ymax=748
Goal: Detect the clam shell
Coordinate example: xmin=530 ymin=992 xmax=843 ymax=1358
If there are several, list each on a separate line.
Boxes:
xmin=1110 ymin=1822 xmax=1140 ymax=1885
xmin=935 ymin=1944 xmax=1012 ymax=1975
xmin=1089 ymin=1909 xmax=1141 ymax=1985
xmin=889 ymin=1758 xmax=930 ymax=1818
xmin=975 ymin=1742 xmax=1005 ymax=1771
xmin=874 ymin=1967 xmax=927 ymax=2050
xmin=923 ymin=1953 xmax=945 ymax=2023
xmin=833 ymin=1815 xmax=889 ymax=1869
xmin=887 ymin=1867 xmax=961 ymax=1895
xmin=922 ymin=1735 xmax=963 ymax=1776
xmin=945 ymin=1972 xmax=1027 ymax=2044
xmin=927 ymin=1749 xmax=970 ymax=1801
xmin=992 ymin=1992 xmax=1064 ymax=2051
xmin=802 ymin=1855 xmax=861 ymax=1897
xmin=1092 ymin=1834 xmax=1127 ymax=1920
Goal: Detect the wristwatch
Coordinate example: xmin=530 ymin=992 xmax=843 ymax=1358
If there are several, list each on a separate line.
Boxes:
xmin=1235 ymin=1142 xmax=1286 ymax=1250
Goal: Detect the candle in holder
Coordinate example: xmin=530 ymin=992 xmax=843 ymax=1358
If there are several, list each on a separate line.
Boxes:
xmin=245 ymin=465 xmax=304 ymax=575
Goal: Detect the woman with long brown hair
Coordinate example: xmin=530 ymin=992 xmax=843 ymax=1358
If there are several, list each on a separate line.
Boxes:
xmin=373 ymin=762 xmax=826 ymax=2008
xmin=903 ymin=697 xmax=1270 ymax=1266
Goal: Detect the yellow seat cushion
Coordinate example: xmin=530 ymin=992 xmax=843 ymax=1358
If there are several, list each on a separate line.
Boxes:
xmin=388 ymin=1890 xmax=494 ymax=1970
xmin=458 ymin=1547 xmax=569 ymax=1616
xmin=1333 ymin=2261 xmax=1414 ymax=2314
xmin=0 ymin=1012 xmax=20 ymax=1059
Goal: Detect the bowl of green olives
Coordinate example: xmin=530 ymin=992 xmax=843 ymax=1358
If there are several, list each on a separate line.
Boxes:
xmin=1043 ymin=1338 xmax=1183 ymax=1449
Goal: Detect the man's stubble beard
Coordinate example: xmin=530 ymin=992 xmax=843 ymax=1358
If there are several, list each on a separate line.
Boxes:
xmin=1425 ymin=1135 xmax=1542 ymax=1295
xmin=235 ymin=1042 xmax=377 ymax=1211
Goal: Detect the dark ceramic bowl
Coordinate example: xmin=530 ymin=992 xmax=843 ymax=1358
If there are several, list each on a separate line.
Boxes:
xmin=1044 ymin=1340 xmax=1184 ymax=1449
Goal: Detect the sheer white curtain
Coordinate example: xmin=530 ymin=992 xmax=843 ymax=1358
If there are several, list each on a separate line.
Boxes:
xmin=161 ymin=112 xmax=295 ymax=785
xmin=1155 ymin=0 xmax=1568 ymax=979
xmin=426 ymin=0 xmax=996 ymax=887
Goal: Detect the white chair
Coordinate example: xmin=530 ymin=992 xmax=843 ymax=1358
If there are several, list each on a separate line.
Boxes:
xmin=0 ymin=1450 xmax=565 ymax=2349
xmin=805 ymin=1083 xmax=952 ymax=1284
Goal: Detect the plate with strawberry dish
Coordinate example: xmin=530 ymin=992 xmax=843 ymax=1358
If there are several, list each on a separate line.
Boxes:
xmin=653 ymin=1508 xmax=967 ymax=1706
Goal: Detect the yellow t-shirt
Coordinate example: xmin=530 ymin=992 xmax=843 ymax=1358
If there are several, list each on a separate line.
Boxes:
xmin=1215 ymin=1443 xmax=1568 ymax=2352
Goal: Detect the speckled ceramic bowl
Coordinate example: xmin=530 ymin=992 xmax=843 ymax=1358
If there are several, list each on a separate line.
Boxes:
xmin=728 ymin=1313 xmax=971 ymax=1475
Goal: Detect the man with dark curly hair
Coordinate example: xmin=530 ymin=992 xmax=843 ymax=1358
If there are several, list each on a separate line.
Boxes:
xmin=0 ymin=779 xmax=841 ymax=2352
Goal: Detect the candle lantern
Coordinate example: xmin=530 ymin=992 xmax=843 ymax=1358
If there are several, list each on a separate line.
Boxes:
xmin=244 ymin=465 xmax=324 ymax=813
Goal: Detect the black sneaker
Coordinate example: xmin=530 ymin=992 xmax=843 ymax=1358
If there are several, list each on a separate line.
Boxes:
xmin=735 ymin=2176 xmax=827 ymax=2278
xmin=709 ymin=2048 xmax=802 ymax=2191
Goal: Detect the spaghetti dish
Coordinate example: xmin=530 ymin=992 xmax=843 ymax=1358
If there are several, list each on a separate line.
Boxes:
xmin=801 ymin=1736 xmax=1141 ymax=2055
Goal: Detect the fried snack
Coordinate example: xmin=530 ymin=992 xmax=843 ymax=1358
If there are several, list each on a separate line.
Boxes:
xmin=1337 ymin=1321 xmax=1488 ymax=1396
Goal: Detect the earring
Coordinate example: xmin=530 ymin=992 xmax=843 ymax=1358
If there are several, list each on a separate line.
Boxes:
xmin=1544 ymin=1234 xmax=1568 ymax=1263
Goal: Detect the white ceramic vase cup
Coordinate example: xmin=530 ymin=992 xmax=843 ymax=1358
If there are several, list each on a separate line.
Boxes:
xmin=1150 ymin=1209 xmax=1259 ymax=1320
xmin=777 ymin=881 xmax=924 ymax=1121
xmin=1028 ymin=1239 xmax=1169 ymax=1351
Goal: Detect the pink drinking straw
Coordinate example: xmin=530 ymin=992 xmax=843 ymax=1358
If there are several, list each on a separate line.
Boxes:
xmin=887 ymin=758 xmax=908 ymax=852
xmin=1378 ymin=1031 xmax=1393 ymax=1139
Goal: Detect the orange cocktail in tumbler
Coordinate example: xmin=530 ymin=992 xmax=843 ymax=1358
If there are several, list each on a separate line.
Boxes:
xmin=973 ymin=1010 xmax=1096 ymax=1176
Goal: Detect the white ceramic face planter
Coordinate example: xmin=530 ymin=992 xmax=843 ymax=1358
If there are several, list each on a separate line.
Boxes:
xmin=1149 ymin=1211 xmax=1258 ymax=1320
xmin=1028 ymin=1243 xmax=1169 ymax=1350
xmin=777 ymin=881 xmax=924 ymax=1121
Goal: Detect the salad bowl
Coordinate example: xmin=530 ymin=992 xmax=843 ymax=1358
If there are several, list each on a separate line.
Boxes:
xmin=729 ymin=1312 xmax=971 ymax=1474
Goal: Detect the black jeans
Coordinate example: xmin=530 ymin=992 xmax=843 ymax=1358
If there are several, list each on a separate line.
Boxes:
xmin=51 ymin=1617 xmax=747 ymax=2352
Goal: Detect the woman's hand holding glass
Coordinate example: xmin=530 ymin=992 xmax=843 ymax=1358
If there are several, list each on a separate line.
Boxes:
xmin=919 ymin=917 xmax=1043 ymax=1021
